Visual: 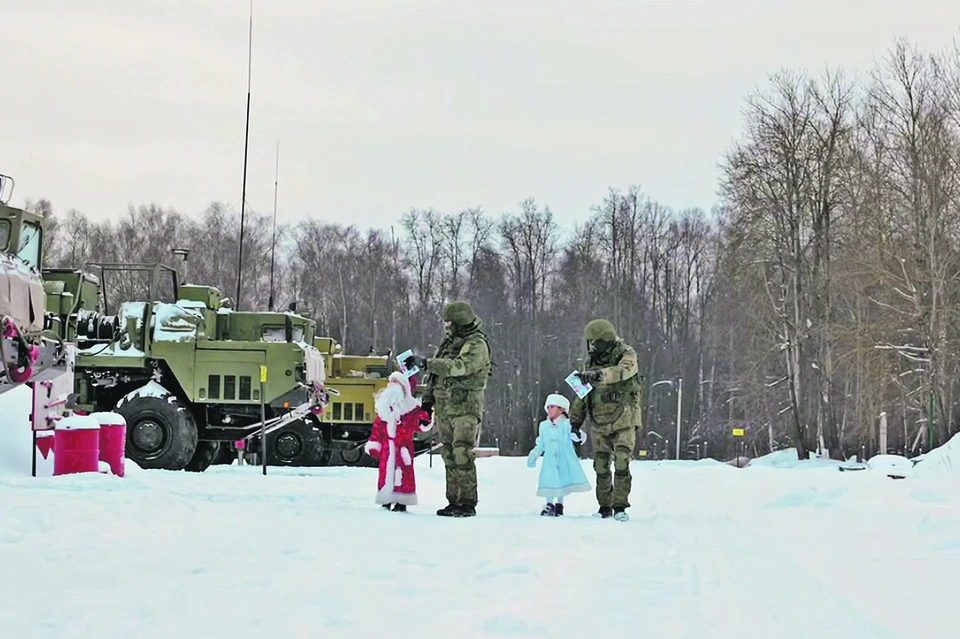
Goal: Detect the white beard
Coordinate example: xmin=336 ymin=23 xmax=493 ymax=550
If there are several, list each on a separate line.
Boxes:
xmin=374 ymin=383 xmax=421 ymax=437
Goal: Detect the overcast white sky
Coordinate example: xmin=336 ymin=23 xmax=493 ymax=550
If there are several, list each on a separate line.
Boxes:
xmin=1 ymin=1 xmax=959 ymax=232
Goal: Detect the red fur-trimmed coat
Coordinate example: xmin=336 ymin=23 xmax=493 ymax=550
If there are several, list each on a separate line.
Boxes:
xmin=364 ymin=405 xmax=431 ymax=505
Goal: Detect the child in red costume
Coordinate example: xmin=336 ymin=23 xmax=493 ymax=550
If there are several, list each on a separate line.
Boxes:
xmin=364 ymin=371 xmax=433 ymax=512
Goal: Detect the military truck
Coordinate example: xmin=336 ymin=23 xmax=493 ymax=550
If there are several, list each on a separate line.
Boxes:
xmin=42 ymin=261 xmax=332 ymax=472
xmin=261 ymin=338 xmax=438 ymax=468
xmin=0 ymin=174 xmax=72 ymax=395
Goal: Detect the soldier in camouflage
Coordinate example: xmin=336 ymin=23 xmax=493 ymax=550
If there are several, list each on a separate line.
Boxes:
xmin=570 ymin=319 xmax=643 ymax=522
xmin=404 ymin=301 xmax=491 ymax=517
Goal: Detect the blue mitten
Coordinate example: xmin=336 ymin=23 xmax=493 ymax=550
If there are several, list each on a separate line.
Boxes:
xmin=526 ymin=450 xmax=539 ymax=468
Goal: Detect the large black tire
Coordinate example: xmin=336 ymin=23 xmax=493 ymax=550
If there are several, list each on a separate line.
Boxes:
xmin=337 ymin=445 xmax=363 ymax=466
xmin=115 ymin=393 xmax=198 ymax=471
xmin=184 ymin=440 xmax=221 ymax=473
xmin=334 ymin=444 xmax=378 ymax=468
xmin=264 ymin=419 xmax=332 ymax=466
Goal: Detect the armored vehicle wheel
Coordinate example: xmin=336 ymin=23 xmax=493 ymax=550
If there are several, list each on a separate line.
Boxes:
xmin=116 ymin=394 xmax=198 ymax=471
xmin=184 ymin=440 xmax=221 ymax=473
xmin=338 ymin=445 xmax=364 ymax=466
xmin=265 ymin=419 xmax=331 ymax=466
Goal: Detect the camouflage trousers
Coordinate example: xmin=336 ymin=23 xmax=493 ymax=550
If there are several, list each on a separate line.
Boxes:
xmin=593 ymin=427 xmax=636 ymax=509
xmin=436 ymin=413 xmax=481 ymax=506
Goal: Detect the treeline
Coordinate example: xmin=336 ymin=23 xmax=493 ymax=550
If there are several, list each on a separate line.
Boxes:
xmin=27 ymin=37 xmax=960 ymax=461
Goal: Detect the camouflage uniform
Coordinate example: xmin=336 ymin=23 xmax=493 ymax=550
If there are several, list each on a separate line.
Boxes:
xmin=569 ymin=319 xmax=643 ymax=520
xmin=415 ymin=302 xmax=491 ymax=517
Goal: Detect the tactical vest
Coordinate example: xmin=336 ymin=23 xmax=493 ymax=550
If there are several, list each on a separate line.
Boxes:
xmin=428 ymin=329 xmax=491 ymax=419
xmin=584 ymin=341 xmax=642 ymax=427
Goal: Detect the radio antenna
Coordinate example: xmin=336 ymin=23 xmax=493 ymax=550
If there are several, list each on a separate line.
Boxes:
xmin=234 ymin=0 xmax=253 ymax=311
xmin=268 ymin=140 xmax=279 ymax=311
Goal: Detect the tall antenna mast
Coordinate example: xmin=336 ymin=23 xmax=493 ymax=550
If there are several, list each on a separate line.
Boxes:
xmin=235 ymin=0 xmax=253 ymax=311
xmin=268 ymin=140 xmax=279 ymax=311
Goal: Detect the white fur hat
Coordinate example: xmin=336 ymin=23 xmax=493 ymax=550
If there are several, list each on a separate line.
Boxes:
xmin=544 ymin=392 xmax=570 ymax=412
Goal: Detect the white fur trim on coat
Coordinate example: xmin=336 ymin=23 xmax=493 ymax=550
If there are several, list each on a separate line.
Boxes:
xmin=374 ymin=377 xmax=422 ymax=430
xmin=400 ymin=447 xmax=412 ymax=466
xmin=364 ymin=441 xmax=382 ymax=454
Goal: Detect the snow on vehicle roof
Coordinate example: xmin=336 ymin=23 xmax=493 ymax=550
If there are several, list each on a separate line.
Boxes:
xmin=153 ymin=302 xmax=203 ymax=343
xmin=116 ymin=380 xmax=171 ymax=407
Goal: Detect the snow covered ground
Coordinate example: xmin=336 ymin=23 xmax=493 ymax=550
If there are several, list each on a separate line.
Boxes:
xmin=3 ymin=392 xmax=960 ymax=638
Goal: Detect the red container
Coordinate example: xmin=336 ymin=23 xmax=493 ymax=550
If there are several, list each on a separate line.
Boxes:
xmin=91 ymin=412 xmax=127 ymax=477
xmin=53 ymin=415 xmax=101 ymax=476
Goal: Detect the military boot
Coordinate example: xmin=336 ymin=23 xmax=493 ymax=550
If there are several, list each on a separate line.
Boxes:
xmin=437 ymin=503 xmax=459 ymax=517
xmin=595 ymin=506 xmax=613 ymax=518
xmin=455 ymin=503 xmax=477 ymax=517
xmin=613 ymin=506 xmax=629 ymax=522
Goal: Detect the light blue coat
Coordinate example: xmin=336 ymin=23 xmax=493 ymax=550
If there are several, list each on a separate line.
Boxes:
xmin=526 ymin=416 xmax=592 ymax=498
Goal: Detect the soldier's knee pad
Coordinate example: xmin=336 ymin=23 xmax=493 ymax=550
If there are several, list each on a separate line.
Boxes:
xmin=593 ymin=453 xmax=611 ymax=474
xmin=440 ymin=442 xmax=455 ymax=464
xmin=613 ymin=448 xmax=631 ymax=472
xmin=452 ymin=443 xmax=475 ymax=468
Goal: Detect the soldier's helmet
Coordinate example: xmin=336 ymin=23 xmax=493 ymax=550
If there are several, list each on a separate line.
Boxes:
xmin=583 ymin=318 xmax=616 ymax=342
xmin=443 ymin=301 xmax=477 ymax=326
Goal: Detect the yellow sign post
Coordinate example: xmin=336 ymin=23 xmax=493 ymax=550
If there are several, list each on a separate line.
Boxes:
xmin=259 ymin=366 xmax=268 ymax=475
xmin=732 ymin=426 xmax=746 ymax=467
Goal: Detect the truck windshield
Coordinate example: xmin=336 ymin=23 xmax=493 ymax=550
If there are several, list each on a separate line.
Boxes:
xmin=18 ymin=221 xmax=41 ymax=268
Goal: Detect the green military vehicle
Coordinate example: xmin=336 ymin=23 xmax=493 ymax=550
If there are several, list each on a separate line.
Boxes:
xmin=262 ymin=338 xmax=438 ymax=468
xmin=0 ymin=174 xmax=73 ymax=396
xmin=42 ymin=261 xmax=332 ymax=472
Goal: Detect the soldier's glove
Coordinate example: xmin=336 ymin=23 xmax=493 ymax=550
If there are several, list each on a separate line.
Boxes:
xmin=404 ymin=355 xmax=428 ymax=371
xmin=578 ymin=370 xmax=601 ymax=384
xmin=420 ymin=400 xmax=433 ymax=416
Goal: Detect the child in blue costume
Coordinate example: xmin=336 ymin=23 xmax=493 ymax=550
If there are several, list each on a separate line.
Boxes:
xmin=527 ymin=392 xmax=591 ymax=516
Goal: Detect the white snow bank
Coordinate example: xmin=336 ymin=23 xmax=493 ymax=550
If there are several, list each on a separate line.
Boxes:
xmin=747 ymin=447 xmax=841 ymax=469
xmin=2 ymin=456 xmax=959 ymax=638
xmin=911 ymin=432 xmax=960 ymax=475
xmin=864 ymin=454 xmax=915 ymax=478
